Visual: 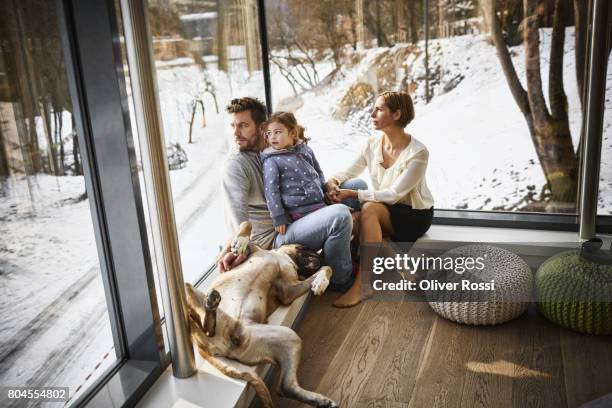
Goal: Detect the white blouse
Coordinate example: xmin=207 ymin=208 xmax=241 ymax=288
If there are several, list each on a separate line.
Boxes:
xmin=330 ymin=135 xmax=434 ymax=209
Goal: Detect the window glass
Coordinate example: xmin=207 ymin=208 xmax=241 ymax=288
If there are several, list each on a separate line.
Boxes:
xmin=0 ymin=1 xmax=117 ymax=403
xmin=146 ymin=0 xmax=266 ymax=284
xmin=599 ymin=45 xmax=611 ymax=215
xmin=265 ymin=0 xmax=597 ymax=214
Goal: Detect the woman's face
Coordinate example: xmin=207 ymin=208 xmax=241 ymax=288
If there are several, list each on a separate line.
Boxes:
xmin=370 ymin=96 xmax=400 ymax=131
xmin=266 ymin=121 xmax=295 ymax=150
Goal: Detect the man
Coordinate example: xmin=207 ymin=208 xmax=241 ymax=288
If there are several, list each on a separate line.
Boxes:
xmin=218 ymin=97 xmax=354 ymax=292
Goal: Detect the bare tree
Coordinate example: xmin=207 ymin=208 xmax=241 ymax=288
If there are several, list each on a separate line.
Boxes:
xmin=488 ymin=0 xmax=580 ymax=207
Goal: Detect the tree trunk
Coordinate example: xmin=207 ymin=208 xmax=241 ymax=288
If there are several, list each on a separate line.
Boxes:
xmin=408 ymin=1 xmax=419 ymax=43
xmin=198 ymin=100 xmax=206 ymax=128
xmin=524 ymin=0 xmax=576 ymax=204
xmin=188 ymin=100 xmax=197 ymax=144
xmin=490 ymin=0 xmax=578 ymax=206
xmin=573 ymin=0 xmax=587 ymax=107
xmin=549 ymin=0 xmax=568 ymax=123
xmin=56 ymin=110 xmax=65 ymax=175
xmin=0 ymin=123 xmax=9 ymax=176
xmin=39 ymin=100 xmax=58 ymax=175
xmin=72 ymin=115 xmax=81 ymax=175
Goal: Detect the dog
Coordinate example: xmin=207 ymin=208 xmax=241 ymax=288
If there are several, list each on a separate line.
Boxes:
xmin=185 ymin=221 xmax=338 ymax=408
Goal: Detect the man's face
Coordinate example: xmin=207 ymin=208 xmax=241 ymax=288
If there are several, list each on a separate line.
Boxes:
xmin=230 ymin=110 xmax=262 ymax=151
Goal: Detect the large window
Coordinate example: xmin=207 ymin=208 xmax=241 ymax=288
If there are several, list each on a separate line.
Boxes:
xmin=264 ymin=0 xmax=602 ymax=216
xmin=2 ymin=0 xmax=168 ymax=406
xmin=0 ymin=1 xmax=117 ymax=404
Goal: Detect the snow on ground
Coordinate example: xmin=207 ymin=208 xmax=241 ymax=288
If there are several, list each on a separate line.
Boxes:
xmin=1 ymin=27 xmax=610 ymax=404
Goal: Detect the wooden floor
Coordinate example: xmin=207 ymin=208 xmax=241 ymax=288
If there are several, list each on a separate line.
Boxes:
xmin=270 ymin=293 xmax=612 ymax=408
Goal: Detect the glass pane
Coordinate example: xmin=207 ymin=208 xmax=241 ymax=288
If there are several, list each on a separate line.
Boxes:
xmin=114 ymin=0 xmax=169 ymax=330
xmin=145 ymin=0 xmax=265 ymax=284
xmin=266 ymin=0 xmax=590 ymax=214
xmin=599 ymin=43 xmax=611 ymax=215
xmin=0 ymin=1 xmax=117 ymax=404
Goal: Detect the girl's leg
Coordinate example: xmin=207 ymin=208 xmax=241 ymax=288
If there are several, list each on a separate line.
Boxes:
xmin=333 ymin=202 xmax=394 ymax=308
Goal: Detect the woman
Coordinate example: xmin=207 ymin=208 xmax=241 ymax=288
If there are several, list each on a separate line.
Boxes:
xmin=326 ymin=91 xmax=434 ymax=307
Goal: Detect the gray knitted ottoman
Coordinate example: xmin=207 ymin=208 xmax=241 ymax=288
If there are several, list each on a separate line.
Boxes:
xmin=426 ymin=244 xmax=534 ymax=325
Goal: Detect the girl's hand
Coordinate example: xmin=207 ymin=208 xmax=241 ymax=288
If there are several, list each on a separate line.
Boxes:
xmin=276 ymin=224 xmax=287 ymax=235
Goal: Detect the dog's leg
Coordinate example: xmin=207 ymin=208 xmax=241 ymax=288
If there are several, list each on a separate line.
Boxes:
xmin=203 ymin=289 xmax=221 ymax=337
xmin=197 ymin=348 xmax=274 ymax=408
xmin=247 ymin=325 xmax=337 ymax=408
xmin=275 ymin=266 xmax=332 ymax=304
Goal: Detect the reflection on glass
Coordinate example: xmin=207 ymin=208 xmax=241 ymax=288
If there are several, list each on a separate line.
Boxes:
xmin=599 ymin=46 xmax=611 ymax=215
xmin=265 ymin=0 xmax=601 ymax=214
xmin=146 ymin=0 xmax=265 ymax=284
xmin=0 ymin=1 xmax=116 ymax=404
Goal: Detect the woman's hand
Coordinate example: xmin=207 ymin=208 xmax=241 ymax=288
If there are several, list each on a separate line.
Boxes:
xmin=276 ymin=224 xmax=287 ymax=235
xmin=334 ymin=189 xmax=358 ymax=202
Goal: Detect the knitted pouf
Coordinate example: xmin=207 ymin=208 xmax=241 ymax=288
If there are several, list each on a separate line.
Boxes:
xmin=426 ymin=244 xmax=533 ymax=326
xmin=536 ymin=250 xmax=612 ymax=335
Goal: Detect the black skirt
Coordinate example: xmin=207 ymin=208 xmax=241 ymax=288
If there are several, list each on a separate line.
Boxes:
xmin=386 ymin=204 xmax=433 ymax=242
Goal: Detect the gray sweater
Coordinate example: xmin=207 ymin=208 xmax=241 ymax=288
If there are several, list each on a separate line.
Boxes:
xmin=221 ymin=149 xmax=276 ymax=249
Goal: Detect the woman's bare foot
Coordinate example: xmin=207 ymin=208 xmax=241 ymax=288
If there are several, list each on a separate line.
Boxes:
xmin=332 ymin=283 xmax=373 ymax=308
xmin=332 ymin=284 xmax=373 ymax=308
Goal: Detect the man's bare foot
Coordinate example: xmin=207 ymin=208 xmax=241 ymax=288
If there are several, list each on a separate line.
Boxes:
xmin=332 ymin=283 xmax=373 ymax=308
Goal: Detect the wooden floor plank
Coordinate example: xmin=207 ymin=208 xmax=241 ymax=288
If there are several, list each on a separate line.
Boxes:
xmin=510 ymin=305 xmax=568 ymax=408
xmin=316 ymin=301 xmax=398 ymax=407
xmin=358 ymin=302 xmax=435 ymax=404
xmin=407 ymin=316 xmax=474 ymax=408
xmin=271 ymin=291 xmax=365 ymax=408
xmin=459 ymin=321 xmax=519 ymax=408
xmin=561 ymin=328 xmax=612 ymax=407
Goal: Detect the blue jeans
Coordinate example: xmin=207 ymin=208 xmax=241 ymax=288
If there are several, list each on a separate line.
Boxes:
xmin=273 ymin=178 xmax=368 ymax=292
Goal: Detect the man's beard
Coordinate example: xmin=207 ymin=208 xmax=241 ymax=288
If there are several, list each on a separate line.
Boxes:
xmin=236 ymin=135 xmax=261 ymax=152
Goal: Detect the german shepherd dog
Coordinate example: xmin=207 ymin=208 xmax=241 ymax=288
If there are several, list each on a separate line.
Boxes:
xmin=185 ymin=222 xmax=338 ymax=408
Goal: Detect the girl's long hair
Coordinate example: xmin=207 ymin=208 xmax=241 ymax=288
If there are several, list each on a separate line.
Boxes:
xmin=267 ymin=111 xmax=310 ymax=144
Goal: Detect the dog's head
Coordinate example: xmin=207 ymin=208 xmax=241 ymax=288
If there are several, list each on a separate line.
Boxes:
xmin=277 ymin=244 xmax=322 ymax=278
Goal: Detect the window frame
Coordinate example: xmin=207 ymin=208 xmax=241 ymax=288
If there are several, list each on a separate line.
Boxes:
xmin=56 ymin=0 xmax=168 ymax=405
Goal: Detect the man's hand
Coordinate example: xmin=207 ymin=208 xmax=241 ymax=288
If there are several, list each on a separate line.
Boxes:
xmin=276 ymin=224 xmax=286 ymax=235
xmin=217 ymin=251 xmax=248 ymax=273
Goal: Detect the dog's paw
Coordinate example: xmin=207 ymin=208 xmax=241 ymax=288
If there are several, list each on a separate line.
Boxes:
xmin=311 ymin=271 xmax=330 ymax=295
xmin=315 ymin=398 xmax=338 ymax=408
xmin=231 ymin=236 xmax=250 ymax=257
xmin=205 ymin=289 xmax=221 ymax=310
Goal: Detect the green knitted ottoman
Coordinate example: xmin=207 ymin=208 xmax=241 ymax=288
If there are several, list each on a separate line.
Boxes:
xmin=536 ymin=250 xmax=612 ymax=336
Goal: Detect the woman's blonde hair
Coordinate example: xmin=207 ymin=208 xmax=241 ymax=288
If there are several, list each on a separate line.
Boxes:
xmin=379 ymin=91 xmax=415 ymax=128
xmin=266 ymin=111 xmax=310 ymax=144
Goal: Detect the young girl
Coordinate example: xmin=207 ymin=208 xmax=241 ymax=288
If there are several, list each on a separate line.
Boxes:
xmin=261 ymin=112 xmax=327 ymax=234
